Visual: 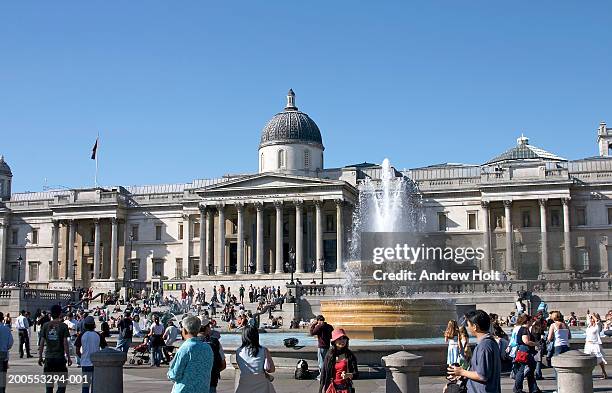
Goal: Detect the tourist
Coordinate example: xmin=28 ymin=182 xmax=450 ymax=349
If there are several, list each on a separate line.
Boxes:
xmin=447 ymin=310 xmax=501 ymax=393
xmin=162 ymin=320 xmax=179 ymax=364
xmin=3 ymin=314 xmax=11 ymax=331
xmin=168 ymin=316 xmax=213 ymax=393
xmin=445 ymin=320 xmax=460 ymax=366
xmin=133 ymin=314 xmax=146 ymax=337
xmin=198 ymin=316 xmax=226 ymax=393
xmin=39 ymin=304 xmax=72 ymax=393
xmin=457 ymin=326 xmax=471 ymax=369
xmin=547 ymin=311 xmax=571 ymax=359
xmin=0 ymin=312 xmax=13 ymax=393
xmin=16 ymin=309 xmax=32 ymax=358
xmin=116 ymin=310 xmax=133 ymax=353
xmin=149 ymin=315 xmax=165 ymax=367
xmin=75 ymin=316 xmax=107 ymax=393
xmin=511 ymin=315 xmax=540 ymax=393
xmin=492 ymin=322 xmax=512 ymax=373
xmin=235 ymin=326 xmax=276 ymax=393
xmin=584 ymin=313 xmax=608 ymax=379
xmin=319 ymin=328 xmax=358 ymax=393
xmin=310 ymin=315 xmax=334 ymax=379
xmin=239 ymin=284 xmax=245 ymax=304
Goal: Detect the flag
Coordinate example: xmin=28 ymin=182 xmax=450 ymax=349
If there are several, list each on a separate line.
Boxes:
xmin=91 ymin=138 xmax=98 ymax=160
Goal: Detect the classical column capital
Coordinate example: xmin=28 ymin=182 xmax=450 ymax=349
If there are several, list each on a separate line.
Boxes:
xmin=235 ymin=201 xmax=245 ymax=212
xmin=110 ymin=217 xmax=118 ymax=225
xmin=215 ymin=202 xmax=225 ymax=211
xmin=314 ymin=200 xmax=324 ymax=208
xmin=539 ymin=199 xmax=548 ymax=207
xmin=293 ymin=199 xmax=304 ymax=209
xmin=51 ymin=219 xmax=60 ymax=227
xmin=335 ymin=199 xmax=345 ymax=207
xmin=93 ymin=218 xmax=100 ymax=225
xmin=274 ymin=200 xmax=283 ymax=210
xmin=561 ymin=197 xmax=571 ymax=205
xmin=182 ymin=213 xmax=190 ymax=221
xmin=480 ymin=201 xmax=489 ymax=209
xmin=254 ymin=201 xmax=264 ymax=212
xmin=503 ymin=200 xmax=512 ymax=208
xmin=198 ymin=204 xmax=208 ymax=213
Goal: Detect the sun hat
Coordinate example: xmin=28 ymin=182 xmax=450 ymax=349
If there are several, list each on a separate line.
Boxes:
xmin=331 ymin=328 xmax=348 ymax=342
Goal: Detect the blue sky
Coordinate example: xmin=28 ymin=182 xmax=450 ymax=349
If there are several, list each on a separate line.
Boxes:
xmin=2 ymin=1 xmax=612 ymax=192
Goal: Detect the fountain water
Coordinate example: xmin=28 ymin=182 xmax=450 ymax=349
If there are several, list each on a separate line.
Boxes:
xmin=321 ymin=159 xmax=457 ymax=338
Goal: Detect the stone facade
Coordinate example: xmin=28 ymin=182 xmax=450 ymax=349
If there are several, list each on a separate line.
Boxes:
xmin=1 ymin=92 xmax=612 ymax=292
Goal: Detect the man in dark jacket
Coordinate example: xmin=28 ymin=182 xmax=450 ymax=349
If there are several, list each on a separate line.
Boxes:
xmin=310 ymin=315 xmax=334 ymax=379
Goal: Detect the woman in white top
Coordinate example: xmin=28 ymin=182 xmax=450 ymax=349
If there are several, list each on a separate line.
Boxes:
xmin=547 ymin=311 xmax=571 ymax=356
xmin=584 ymin=313 xmax=608 ymax=379
xmin=148 ymin=315 xmax=165 ymax=367
xmin=235 ymin=326 xmax=275 ymax=393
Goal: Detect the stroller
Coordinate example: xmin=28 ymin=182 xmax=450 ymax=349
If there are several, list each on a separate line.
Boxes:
xmin=128 ymin=341 xmax=150 ymax=365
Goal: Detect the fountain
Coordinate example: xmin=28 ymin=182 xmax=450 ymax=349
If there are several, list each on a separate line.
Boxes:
xmin=320 ymin=159 xmax=458 ymax=339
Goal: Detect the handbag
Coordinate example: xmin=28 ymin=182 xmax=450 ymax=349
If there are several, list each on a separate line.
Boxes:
xmin=325 ymin=384 xmax=351 ymax=393
xmin=445 ymin=378 xmax=468 ymax=393
xmin=514 ymin=347 xmax=529 ymax=364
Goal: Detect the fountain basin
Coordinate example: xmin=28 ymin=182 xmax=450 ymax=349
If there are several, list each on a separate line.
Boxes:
xmin=320 ymin=298 xmax=457 ymax=339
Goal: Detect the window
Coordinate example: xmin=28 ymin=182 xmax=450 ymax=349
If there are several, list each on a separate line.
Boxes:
xmin=155 ymin=225 xmax=162 ymax=241
xmin=0 ymin=179 xmax=4 ymax=195
xmin=48 ymin=261 xmax=52 ymax=280
xmin=31 ymin=229 xmax=38 ymax=245
xmin=468 ymin=212 xmax=477 ymax=230
xmin=260 ymin=153 xmax=264 ymax=171
xmin=193 ymin=222 xmax=200 ymax=238
xmin=11 ymin=229 xmax=18 ymax=245
xmin=152 ymin=258 xmax=164 ymax=277
xmin=178 ymin=223 xmax=183 ymax=240
xmin=278 ymin=149 xmax=285 ymax=169
xmin=89 ymin=226 xmax=95 ymax=243
xmin=29 ymin=262 xmax=39 ymax=281
xmin=129 ymin=259 xmax=139 ymax=281
xmin=576 ymin=208 xmax=586 ymax=226
xmin=326 ymin=214 xmax=334 ymax=232
xmin=191 ymin=257 xmax=199 ymax=276
xmin=438 ymin=212 xmax=447 ymax=231
xmin=304 ymin=149 xmax=310 ymax=168
xmin=522 ymin=211 xmax=531 ymax=228
xmin=550 ymin=209 xmax=561 ymax=227
xmin=130 ymin=225 xmax=139 ymax=241
xmin=175 ymin=258 xmax=183 ymax=278
xmin=608 ymin=208 xmax=612 ymax=225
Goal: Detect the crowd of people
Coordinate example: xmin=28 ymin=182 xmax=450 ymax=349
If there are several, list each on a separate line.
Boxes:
xmin=443 ymin=303 xmax=610 ymax=393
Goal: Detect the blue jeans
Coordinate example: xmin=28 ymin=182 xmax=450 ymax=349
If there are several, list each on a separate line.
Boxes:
xmin=81 ymin=366 xmax=94 ymax=393
xmin=513 ymin=359 xmax=539 ymax=393
xmin=317 ymin=347 xmax=328 ymax=375
xmin=151 ymin=345 xmax=163 ymax=366
xmin=209 ymin=387 xmax=217 ymax=393
xmin=116 ymin=338 xmax=132 ymax=353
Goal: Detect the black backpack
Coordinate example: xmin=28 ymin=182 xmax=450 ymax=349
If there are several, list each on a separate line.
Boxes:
xmin=294 ymin=359 xmax=312 ymax=380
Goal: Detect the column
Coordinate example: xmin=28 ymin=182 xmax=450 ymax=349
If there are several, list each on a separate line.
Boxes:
xmin=198 ymin=206 xmax=206 ymax=275
xmin=205 ymin=210 xmax=213 ymax=275
xmin=236 ymin=203 xmax=245 ymax=274
xmin=503 ymin=201 xmax=513 ymax=273
xmin=0 ymin=223 xmax=6 ymax=282
xmin=68 ymin=220 xmax=76 ymax=279
xmin=275 ymin=201 xmax=284 ymax=274
xmin=336 ymin=200 xmax=344 ymax=273
xmin=255 ymin=202 xmax=264 ymax=274
xmin=481 ymin=201 xmax=491 ymax=271
xmin=216 ymin=204 xmax=226 ymax=275
xmin=183 ymin=214 xmax=190 ymax=276
xmin=122 ymin=219 xmax=129 ymax=280
xmin=93 ymin=219 xmax=101 ymax=279
xmin=295 ymin=201 xmax=304 ymax=273
xmin=562 ymin=198 xmax=573 ymax=271
xmin=540 ymin=199 xmax=550 ymax=273
xmin=315 ymin=200 xmax=324 ymax=274
xmin=110 ymin=218 xmax=118 ymax=280
xmin=51 ymin=220 xmax=59 ymax=280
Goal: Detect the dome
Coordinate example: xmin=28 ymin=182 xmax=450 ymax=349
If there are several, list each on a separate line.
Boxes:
xmin=259 ymin=90 xmax=324 ymax=150
xmin=0 ymin=155 xmax=11 ymax=176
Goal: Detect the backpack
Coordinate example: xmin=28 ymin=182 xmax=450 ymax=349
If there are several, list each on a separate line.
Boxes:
xmin=294 ymin=359 xmax=312 ymax=380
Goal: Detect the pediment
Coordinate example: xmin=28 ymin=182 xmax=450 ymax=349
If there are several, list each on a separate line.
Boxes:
xmin=198 ymin=173 xmax=344 ymax=192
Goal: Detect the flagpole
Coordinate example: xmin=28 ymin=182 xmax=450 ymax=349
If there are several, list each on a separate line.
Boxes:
xmin=95 ymin=132 xmax=99 ymax=188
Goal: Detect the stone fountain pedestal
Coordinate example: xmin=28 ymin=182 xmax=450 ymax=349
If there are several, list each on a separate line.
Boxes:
xmin=382 ymin=351 xmax=424 ymax=393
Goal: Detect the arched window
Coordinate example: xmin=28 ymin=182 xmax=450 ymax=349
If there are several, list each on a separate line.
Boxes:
xmin=304 ymin=149 xmax=310 ymax=168
xmin=260 ymin=153 xmax=264 ymax=171
xmin=278 ymin=149 xmax=285 ymax=169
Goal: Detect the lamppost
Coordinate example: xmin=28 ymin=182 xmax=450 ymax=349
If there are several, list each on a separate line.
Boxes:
xmin=72 ymin=261 xmax=77 ymax=291
xmin=16 ymin=255 xmax=23 ymax=287
xmin=285 ymin=248 xmax=296 ymax=285
xmin=127 ymin=233 xmax=134 ymax=296
xmin=319 ymin=257 xmax=325 ymax=285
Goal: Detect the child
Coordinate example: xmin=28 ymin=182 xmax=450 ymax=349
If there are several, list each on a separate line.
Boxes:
xmin=444 ymin=320 xmax=460 ymax=366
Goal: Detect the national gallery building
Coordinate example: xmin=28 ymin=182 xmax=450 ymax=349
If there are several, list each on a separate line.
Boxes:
xmin=2 ymin=90 xmax=612 ymax=293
